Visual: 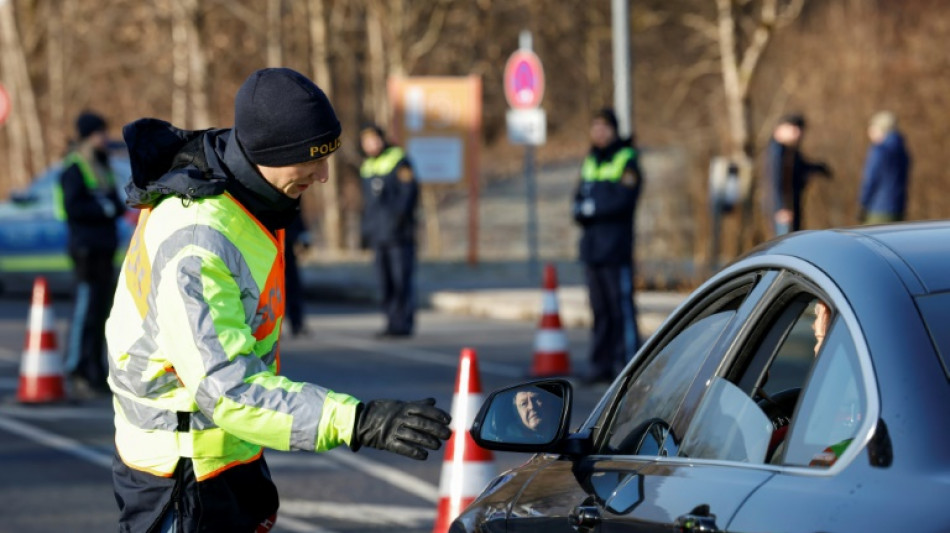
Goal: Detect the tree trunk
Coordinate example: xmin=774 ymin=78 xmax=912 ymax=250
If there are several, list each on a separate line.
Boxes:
xmin=310 ymin=0 xmax=343 ymax=253
xmin=46 ymin=0 xmax=66 ymax=156
xmin=170 ymin=0 xmax=188 ymax=126
xmin=0 ymin=0 xmax=45 ymax=184
xmin=364 ymin=0 xmax=387 ymax=124
xmin=267 ymin=0 xmax=282 ymax=67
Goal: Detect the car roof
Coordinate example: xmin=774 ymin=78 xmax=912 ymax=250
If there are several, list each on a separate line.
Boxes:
xmin=746 ymin=221 xmax=950 ymax=296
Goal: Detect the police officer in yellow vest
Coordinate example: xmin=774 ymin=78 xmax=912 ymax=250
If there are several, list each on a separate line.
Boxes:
xmin=107 ymin=68 xmax=451 ymax=532
xmin=57 ymin=111 xmax=125 ymax=396
xmin=359 ymin=125 xmax=418 ymax=338
xmin=572 ymin=108 xmax=643 ymax=385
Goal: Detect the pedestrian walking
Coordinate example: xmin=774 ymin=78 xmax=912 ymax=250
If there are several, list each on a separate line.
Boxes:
xmin=57 ymin=111 xmax=125 ymax=398
xmin=572 ymin=108 xmax=643 ymax=385
xmin=859 ymin=111 xmax=910 ymax=224
xmin=764 ymin=114 xmax=832 ymax=236
xmin=106 ymin=68 xmax=450 ymax=532
xmin=359 ymin=124 xmax=419 ymax=338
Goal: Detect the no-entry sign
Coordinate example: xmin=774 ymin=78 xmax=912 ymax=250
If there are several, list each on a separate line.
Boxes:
xmin=504 ymin=50 xmax=544 ymax=110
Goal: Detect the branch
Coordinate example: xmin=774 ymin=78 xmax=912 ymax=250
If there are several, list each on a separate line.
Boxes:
xmin=681 ymin=13 xmax=720 ymax=42
xmin=404 ymin=2 xmax=448 ymax=73
xmin=777 ymin=0 xmax=806 ymax=28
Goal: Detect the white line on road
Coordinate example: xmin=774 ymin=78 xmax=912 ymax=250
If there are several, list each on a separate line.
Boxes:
xmin=315 ymin=332 xmax=525 ymax=378
xmin=0 ymin=413 xmax=113 ymax=468
xmin=0 ymin=410 xmax=443 ymax=531
xmin=280 ymin=500 xmax=434 ymax=527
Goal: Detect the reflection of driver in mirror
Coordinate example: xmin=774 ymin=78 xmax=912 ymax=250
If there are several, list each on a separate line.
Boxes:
xmin=500 ymin=389 xmax=558 ymax=443
xmin=514 ymin=391 xmax=548 ymax=433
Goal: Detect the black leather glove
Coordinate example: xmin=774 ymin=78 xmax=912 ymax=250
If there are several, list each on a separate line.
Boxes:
xmin=350 ymin=398 xmax=452 ymax=460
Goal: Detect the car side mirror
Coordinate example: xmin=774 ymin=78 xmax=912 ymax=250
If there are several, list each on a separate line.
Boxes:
xmin=470 ymin=379 xmax=572 ymax=453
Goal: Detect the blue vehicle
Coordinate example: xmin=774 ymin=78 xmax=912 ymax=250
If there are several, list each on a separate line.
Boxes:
xmin=0 ymin=152 xmax=135 ymax=295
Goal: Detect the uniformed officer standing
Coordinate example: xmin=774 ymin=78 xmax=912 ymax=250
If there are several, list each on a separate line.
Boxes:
xmin=359 ymin=125 xmax=419 ymax=338
xmin=57 ymin=111 xmax=125 ymax=397
xmin=572 ymin=108 xmax=643 ymax=385
xmin=106 ymin=68 xmax=450 ymax=532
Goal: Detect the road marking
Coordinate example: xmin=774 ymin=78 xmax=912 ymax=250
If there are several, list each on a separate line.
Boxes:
xmin=326 ymin=446 xmax=440 ymax=502
xmin=315 ymin=332 xmax=525 ymax=378
xmin=0 ymin=409 xmax=442 ymax=531
xmin=0 ymin=413 xmax=112 ymax=468
xmin=280 ymin=500 xmax=434 ymax=527
xmin=0 ymin=404 xmax=112 ymax=419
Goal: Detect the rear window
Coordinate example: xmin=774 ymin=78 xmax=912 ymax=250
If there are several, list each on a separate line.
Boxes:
xmin=915 ymin=292 xmax=950 ymax=380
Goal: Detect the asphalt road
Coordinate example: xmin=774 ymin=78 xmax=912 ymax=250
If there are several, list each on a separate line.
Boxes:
xmin=0 ymin=298 xmax=606 ymax=533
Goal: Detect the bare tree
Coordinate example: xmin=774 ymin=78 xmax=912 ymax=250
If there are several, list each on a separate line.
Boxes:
xmin=170 ymin=0 xmax=211 ymax=129
xmin=0 ymin=0 xmax=47 ymax=186
xmin=309 ymin=0 xmax=343 ymax=252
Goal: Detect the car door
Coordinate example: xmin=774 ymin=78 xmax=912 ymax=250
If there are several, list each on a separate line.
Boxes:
xmin=588 ymin=271 xmax=781 ymax=533
xmin=608 ymin=267 xmax=877 ymax=533
xmin=506 ymin=270 xmax=777 ymax=533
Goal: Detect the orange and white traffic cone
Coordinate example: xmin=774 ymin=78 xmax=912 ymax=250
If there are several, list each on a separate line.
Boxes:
xmin=530 ymin=263 xmax=571 ymax=377
xmin=17 ymin=277 xmax=66 ymax=403
xmin=432 ymin=348 xmax=497 ymax=533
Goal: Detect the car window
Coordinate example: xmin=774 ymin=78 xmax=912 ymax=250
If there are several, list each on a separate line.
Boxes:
xmin=780 ymin=320 xmax=866 ymax=468
xmin=679 ymin=377 xmax=773 ymax=462
xmin=603 ymin=309 xmax=735 ymax=455
xmin=915 ymin=292 xmax=950 ymax=380
xmin=681 ymin=293 xmax=831 ymax=465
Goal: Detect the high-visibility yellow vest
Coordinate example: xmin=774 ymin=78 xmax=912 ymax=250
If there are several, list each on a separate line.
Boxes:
xmin=53 ymin=151 xmax=116 ymax=221
xmin=581 ymin=147 xmax=636 ymax=183
xmin=106 ymin=192 xmax=359 ymax=481
xmin=360 ymin=146 xmax=405 ymax=178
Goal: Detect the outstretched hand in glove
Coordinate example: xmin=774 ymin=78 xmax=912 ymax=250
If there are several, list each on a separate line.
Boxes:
xmin=350 ymin=398 xmax=452 ymax=460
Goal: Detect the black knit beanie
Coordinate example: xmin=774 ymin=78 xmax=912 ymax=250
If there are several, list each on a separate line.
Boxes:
xmin=593 ymin=108 xmax=619 ymax=133
xmin=76 ymin=112 xmax=107 ymax=140
xmin=234 ymin=68 xmax=342 ymax=167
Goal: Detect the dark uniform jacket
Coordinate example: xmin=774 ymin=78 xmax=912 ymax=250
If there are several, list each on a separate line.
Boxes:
xmin=572 ymin=139 xmax=642 ymax=265
xmin=59 ymin=152 xmax=125 ymax=252
xmin=360 ymin=146 xmax=418 ymax=246
xmin=860 ymin=131 xmax=910 ymax=217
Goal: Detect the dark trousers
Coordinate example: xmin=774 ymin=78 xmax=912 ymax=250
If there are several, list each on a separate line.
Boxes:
xmin=65 ymin=247 xmax=116 ymax=387
xmin=284 ymin=246 xmax=305 ymax=335
xmin=585 ymin=263 xmax=640 ymax=379
xmin=374 ymin=242 xmax=416 ymax=335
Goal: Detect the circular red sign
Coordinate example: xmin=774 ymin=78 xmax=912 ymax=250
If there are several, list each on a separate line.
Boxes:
xmin=504 ymin=50 xmax=545 ymax=110
xmin=0 ymin=83 xmax=9 ymax=126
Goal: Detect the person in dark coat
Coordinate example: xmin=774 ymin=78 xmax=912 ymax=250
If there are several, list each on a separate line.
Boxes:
xmin=284 ymin=210 xmax=311 ymax=336
xmin=764 ymin=114 xmax=832 ymax=236
xmin=859 ymin=111 xmax=911 ymax=224
xmin=359 ymin=124 xmax=418 ymax=338
xmin=572 ymin=109 xmax=643 ymax=385
xmin=58 ymin=111 xmax=125 ymax=397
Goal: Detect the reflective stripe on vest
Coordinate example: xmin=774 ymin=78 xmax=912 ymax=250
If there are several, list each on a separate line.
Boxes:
xmin=581 ymin=147 xmax=636 ymax=183
xmin=53 ymin=151 xmax=115 ymax=221
xmin=360 ymin=146 xmax=405 ymax=178
xmin=109 ymin=192 xmax=289 ymax=480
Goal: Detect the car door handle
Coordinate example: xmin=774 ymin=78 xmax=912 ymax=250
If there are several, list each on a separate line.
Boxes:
xmin=674 ymin=512 xmax=720 ymax=533
xmin=568 ymin=505 xmax=602 ymax=532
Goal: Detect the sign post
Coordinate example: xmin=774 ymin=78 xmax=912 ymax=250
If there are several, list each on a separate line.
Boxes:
xmin=388 ymin=76 xmax=482 ymax=264
xmin=505 ymin=31 xmax=546 ymax=281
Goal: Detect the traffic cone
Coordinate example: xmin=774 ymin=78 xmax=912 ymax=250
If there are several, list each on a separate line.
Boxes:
xmin=432 ymin=348 xmax=497 ymax=533
xmin=17 ymin=277 xmax=66 ymax=403
xmin=530 ymin=263 xmax=571 ymax=377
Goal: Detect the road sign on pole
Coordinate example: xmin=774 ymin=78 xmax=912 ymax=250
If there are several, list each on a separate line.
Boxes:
xmin=504 ymin=49 xmax=544 ymax=110
xmin=505 ymin=31 xmax=547 ymax=282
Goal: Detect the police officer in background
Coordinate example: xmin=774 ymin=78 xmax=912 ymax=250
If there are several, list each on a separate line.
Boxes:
xmin=57 ymin=111 xmax=125 ymax=397
xmin=107 ymin=68 xmax=450 ymax=532
xmin=572 ymin=108 xmax=643 ymax=385
xmin=359 ymin=124 xmax=419 ymax=338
